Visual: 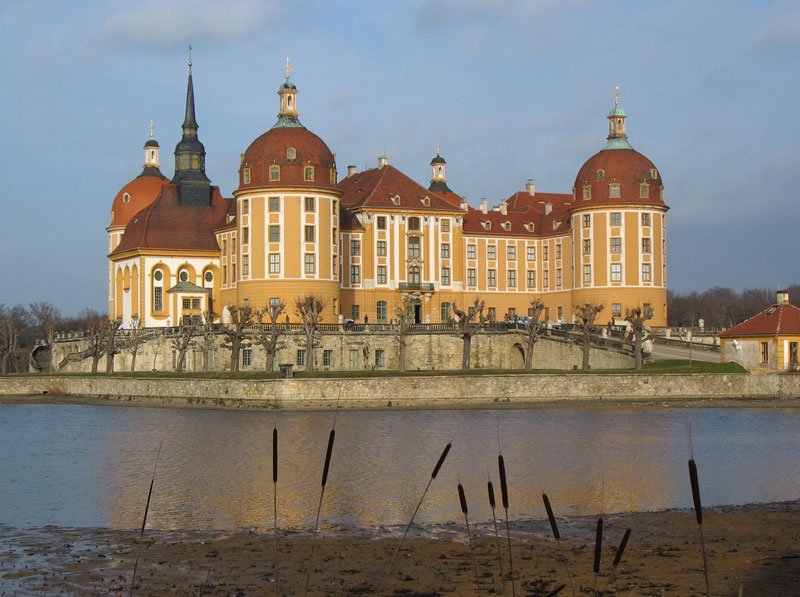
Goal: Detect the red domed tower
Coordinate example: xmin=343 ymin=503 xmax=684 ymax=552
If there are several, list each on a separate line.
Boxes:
xmin=217 ymin=60 xmax=342 ymax=320
xmin=570 ymin=89 xmax=668 ymax=326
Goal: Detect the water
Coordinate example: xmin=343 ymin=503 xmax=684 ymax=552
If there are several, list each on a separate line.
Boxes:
xmin=0 ymin=401 xmax=798 ymax=531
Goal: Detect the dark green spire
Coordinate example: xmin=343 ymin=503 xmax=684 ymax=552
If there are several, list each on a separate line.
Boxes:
xmin=173 ymin=58 xmax=211 ymax=205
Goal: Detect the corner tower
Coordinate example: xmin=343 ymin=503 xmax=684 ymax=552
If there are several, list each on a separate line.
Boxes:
xmin=172 ymin=59 xmax=211 ymax=206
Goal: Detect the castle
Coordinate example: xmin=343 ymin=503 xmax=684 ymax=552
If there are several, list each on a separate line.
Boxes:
xmin=107 ymin=61 xmax=668 ymax=330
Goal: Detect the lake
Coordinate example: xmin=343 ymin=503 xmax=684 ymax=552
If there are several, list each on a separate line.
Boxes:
xmin=1 ymin=401 xmax=798 ymax=531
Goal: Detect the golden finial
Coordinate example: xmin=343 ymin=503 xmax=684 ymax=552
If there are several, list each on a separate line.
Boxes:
xmin=285 ymin=56 xmax=292 ymax=81
xmin=188 ymin=45 xmax=193 ymax=72
xmin=149 ymin=119 xmax=155 ymax=140
xmin=615 ymin=85 xmax=621 ymax=107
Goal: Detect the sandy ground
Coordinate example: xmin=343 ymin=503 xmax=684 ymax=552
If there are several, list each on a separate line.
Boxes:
xmin=1 ymin=502 xmax=798 ymax=596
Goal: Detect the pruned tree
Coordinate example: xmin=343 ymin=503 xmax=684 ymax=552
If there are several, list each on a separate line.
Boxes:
xmin=255 ymin=300 xmax=287 ymax=372
xmin=521 ymin=298 xmax=546 ymax=371
xmin=295 ymin=294 xmax=323 ymax=372
xmin=57 ymin=309 xmax=106 ymax=373
xmin=223 ymin=304 xmax=254 ymax=372
xmin=574 ymin=303 xmax=604 ymax=371
xmin=193 ymin=311 xmax=218 ymax=373
xmin=102 ymin=318 xmax=122 ymax=373
xmin=391 ymin=296 xmax=412 ymax=372
xmin=626 ymin=304 xmax=654 ymax=370
xmin=123 ymin=317 xmax=148 ymax=372
xmin=453 ymin=298 xmax=489 ymax=371
xmin=172 ymin=325 xmax=196 ymax=373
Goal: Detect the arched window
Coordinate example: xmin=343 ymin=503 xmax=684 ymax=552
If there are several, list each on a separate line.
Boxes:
xmin=408 ymin=216 xmax=420 ymax=231
xmin=179 ymin=269 xmax=189 ymax=282
xmin=153 ymin=269 xmax=164 ymax=312
xmin=376 ymin=301 xmax=388 ymax=323
xmin=123 ymin=192 xmax=131 ymax=204
xmin=408 ymin=266 xmax=421 ymax=285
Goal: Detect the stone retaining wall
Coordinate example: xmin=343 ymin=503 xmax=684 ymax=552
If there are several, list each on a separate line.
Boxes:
xmin=2 ymin=373 xmax=798 ymax=410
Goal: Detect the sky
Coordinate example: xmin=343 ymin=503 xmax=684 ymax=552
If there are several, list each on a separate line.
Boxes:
xmin=1 ymin=0 xmax=798 ymax=315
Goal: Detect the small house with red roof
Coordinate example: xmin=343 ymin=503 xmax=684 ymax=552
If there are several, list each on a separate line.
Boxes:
xmin=719 ymin=291 xmax=800 ymax=371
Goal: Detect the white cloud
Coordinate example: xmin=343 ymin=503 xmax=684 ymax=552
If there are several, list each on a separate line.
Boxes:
xmin=100 ymin=0 xmax=281 ymax=48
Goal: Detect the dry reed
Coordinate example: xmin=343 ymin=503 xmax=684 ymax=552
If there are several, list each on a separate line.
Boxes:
xmin=458 ymin=482 xmax=481 ymax=594
xmin=592 ymin=517 xmax=603 ymax=593
xmin=128 ymin=442 xmax=162 ymax=597
xmin=487 ymin=477 xmax=505 ymax=592
xmin=689 ymin=457 xmax=711 ymax=596
xmin=304 ymin=428 xmax=336 ymax=596
xmin=542 ymin=493 xmax=576 ymax=597
xmin=380 ymin=441 xmax=452 ymax=594
xmin=498 ymin=453 xmax=516 ymax=597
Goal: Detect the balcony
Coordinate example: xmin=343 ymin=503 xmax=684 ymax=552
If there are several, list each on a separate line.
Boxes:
xmin=398 ymin=282 xmax=435 ymax=291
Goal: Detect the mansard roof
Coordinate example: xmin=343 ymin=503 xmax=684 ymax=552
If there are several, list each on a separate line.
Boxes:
xmin=338 ymin=165 xmax=463 ymax=212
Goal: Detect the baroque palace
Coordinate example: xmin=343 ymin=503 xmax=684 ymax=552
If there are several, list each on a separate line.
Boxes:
xmin=108 ymin=62 xmax=668 ymax=330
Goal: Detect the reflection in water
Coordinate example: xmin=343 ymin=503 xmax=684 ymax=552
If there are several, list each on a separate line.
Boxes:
xmin=0 ymin=403 xmax=798 ymax=530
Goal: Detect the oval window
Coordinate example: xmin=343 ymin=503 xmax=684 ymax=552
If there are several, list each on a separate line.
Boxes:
xmin=179 ymin=270 xmax=189 ymax=282
xmin=123 ymin=192 xmax=131 ymax=204
xmin=287 ymin=147 xmax=296 ymax=160
xmin=204 ymin=271 xmax=213 ymax=283
xmin=153 ymin=270 xmax=163 ymax=282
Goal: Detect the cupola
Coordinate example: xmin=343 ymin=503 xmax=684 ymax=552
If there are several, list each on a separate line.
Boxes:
xmin=140 ymin=119 xmax=163 ymax=177
xmin=275 ymin=57 xmax=302 ymax=128
xmin=428 ymin=142 xmax=451 ymax=192
xmin=172 ymin=57 xmax=211 ymax=205
xmin=605 ymin=86 xmax=633 ymax=150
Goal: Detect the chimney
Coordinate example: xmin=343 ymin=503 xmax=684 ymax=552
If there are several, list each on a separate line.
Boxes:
xmin=777 ymin=290 xmax=790 ymax=305
xmin=526 ymin=179 xmax=536 ymax=196
xmin=460 ymin=201 xmax=469 ymax=212
xmin=545 ymin=202 xmax=552 ymax=215
xmin=378 ymin=156 xmax=388 ymax=169
xmin=499 ymin=201 xmax=507 ymax=215
xmin=479 ymin=198 xmax=488 ymax=214
xmin=347 ymin=165 xmax=357 ymax=177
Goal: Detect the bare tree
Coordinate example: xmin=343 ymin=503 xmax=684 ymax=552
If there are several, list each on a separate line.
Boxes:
xmin=102 ymin=318 xmax=122 ymax=373
xmin=123 ymin=317 xmax=148 ymax=372
xmin=29 ymin=301 xmax=61 ymax=371
xmin=172 ymin=325 xmax=196 ymax=373
xmin=574 ymin=303 xmax=604 ymax=371
xmin=626 ymin=304 xmax=654 ymax=370
xmin=255 ymin=300 xmax=286 ymax=372
xmin=222 ymin=304 xmax=254 ymax=372
xmin=521 ymin=298 xmax=546 ymax=371
xmin=391 ymin=296 xmax=412 ymax=372
xmin=193 ymin=311 xmax=217 ymax=373
xmin=0 ymin=305 xmax=28 ymax=375
xmin=295 ymin=295 xmax=323 ymax=372
xmin=58 ymin=309 xmax=106 ymax=373
xmin=453 ymin=298 xmax=489 ymax=371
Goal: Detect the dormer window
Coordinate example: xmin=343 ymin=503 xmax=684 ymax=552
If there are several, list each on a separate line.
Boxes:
xmin=582 ymin=185 xmax=592 ymax=200
xmin=609 ymin=183 xmax=621 ymax=198
xmin=269 ymin=165 xmax=280 ymax=181
xmin=391 ymin=194 xmax=400 ymax=206
xmin=650 ymin=168 xmax=658 ymax=179
xmin=287 ymin=147 xmax=296 ymax=160
xmin=304 ymin=166 xmax=315 ymax=181
xmin=421 ymin=196 xmax=430 ymax=207
xmin=242 ymin=168 xmax=251 ymax=184
xmin=597 ymin=170 xmax=605 ymax=181
xmin=525 ymin=222 xmax=535 ymax=233
xmin=502 ymin=221 xmax=511 ymax=231
xmin=639 ymin=183 xmax=650 ymax=199
xmin=482 ymin=221 xmax=492 ymax=231
xmin=552 ymin=221 xmax=561 ymax=230
xmin=123 ymin=192 xmax=131 ymax=204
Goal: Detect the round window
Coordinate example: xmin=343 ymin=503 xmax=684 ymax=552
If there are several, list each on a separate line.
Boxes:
xmin=123 ymin=192 xmax=131 ymax=204
xmin=153 ymin=270 xmax=163 ymax=282
xmin=179 ymin=270 xmax=189 ymax=282
xmin=204 ymin=271 xmax=213 ymax=283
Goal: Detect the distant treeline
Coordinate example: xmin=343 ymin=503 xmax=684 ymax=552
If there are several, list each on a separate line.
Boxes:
xmin=667 ymin=284 xmax=800 ymax=329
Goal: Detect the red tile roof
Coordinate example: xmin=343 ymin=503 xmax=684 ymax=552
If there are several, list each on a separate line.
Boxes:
xmin=110 ymin=175 xmax=170 ymax=228
xmin=462 ymin=191 xmax=573 ymax=237
xmin=574 ymin=148 xmax=668 ymax=209
xmin=111 ymin=184 xmax=231 ymax=255
xmin=338 ymin=165 xmax=464 ymax=212
xmin=719 ymin=302 xmax=800 ymax=337
xmin=339 ymin=206 xmax=363 ymax=230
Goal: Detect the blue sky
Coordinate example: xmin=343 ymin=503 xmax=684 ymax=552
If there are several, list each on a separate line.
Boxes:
xmin=1 ymin=0 xmax=798 ymax=314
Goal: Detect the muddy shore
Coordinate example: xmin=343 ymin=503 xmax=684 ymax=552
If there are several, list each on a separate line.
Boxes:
xmin=1 ymin=502 xmax=798 ymax=595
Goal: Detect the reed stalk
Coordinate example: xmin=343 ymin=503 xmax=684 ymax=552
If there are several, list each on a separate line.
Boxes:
xmin=544 ymin=585 xmax=566 ymax=596
xmin=592 ymin=517 xmax=603 ymax=594
xmin=304 ymin=427 xmax=336 ymax=596
xmin=272 ymin=425 xmax=278 ymax=597
xmin=458 ymin=482 xmax=482 ymax=594
xmin=487 ymin=477 xmax=505 ymax=593
xmin=601 ymin=527 xmax=631 ymax=593
xmin=542 ymin=493 xmax=576 ymax=597
xmin=689 ymin=458 xmax=711 ymax=596
xmin=128 ymin=441 xmax=162 ymax=597
xmin=380 ymin=441 xmax=452 ymax=594
xmin=498 ymin=453 xmax=516 ymax=597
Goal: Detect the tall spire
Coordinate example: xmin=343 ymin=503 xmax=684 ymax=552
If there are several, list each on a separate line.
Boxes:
xmin=604 ymin=85 xmax=633 ymax=151
xmin=173 ymin=54 xmax=211 ymax=205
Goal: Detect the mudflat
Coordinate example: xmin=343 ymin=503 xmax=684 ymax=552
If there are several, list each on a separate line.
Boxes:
xmin=1 ymin=502 xmax=798 ymax=595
